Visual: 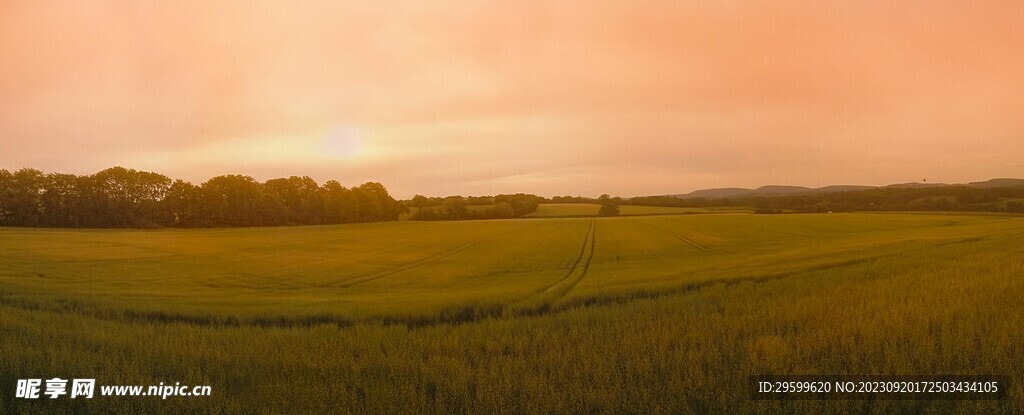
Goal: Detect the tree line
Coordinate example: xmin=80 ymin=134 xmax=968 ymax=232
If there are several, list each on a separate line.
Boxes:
xmin=0 ymin=167 xmax=405 ymax=228
xmin=7 ymin=166 xmax=1020 ymax=228
xmin=744 ymin=186 xmax=1024 ymax=214
xmin=628 ymin=186 xmax=1024 ymax=214
xmin=406 ymin=194 xmax=543 ymax=220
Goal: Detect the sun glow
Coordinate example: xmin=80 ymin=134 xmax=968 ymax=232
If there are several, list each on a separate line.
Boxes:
xmin=323 ymin=126 xmax=364 ymax=159
xmin=128 ymin=126 xmax=380 ymax=173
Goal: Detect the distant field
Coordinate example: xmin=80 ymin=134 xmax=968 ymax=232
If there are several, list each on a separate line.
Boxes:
xmin=2 ymin=213 xmax=1023 ymax=413
xmin=525 ymin=203 xmax=748 ymax=217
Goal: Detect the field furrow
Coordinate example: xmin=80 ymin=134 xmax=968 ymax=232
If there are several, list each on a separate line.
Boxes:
xmin=505 ymin=219 xmax=596 ymax=315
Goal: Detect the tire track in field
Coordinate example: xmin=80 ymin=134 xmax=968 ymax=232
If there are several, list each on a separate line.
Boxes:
xmin=0 ymin=250 xmax=892 ymax=329
xmin=330 ymin=238 xmax=489 ymax=289
xmin=669 ymin=231 xmax=719 ymax=253
xmin=558 ymin=219 xmax=597 ymax=298
xmin=0 ymin=244 xmax=911 ymax=329
xmin=506 ymin=219 xmax=596 ymax=314
xmin=634 ymin=218 xmax=723 ymax=254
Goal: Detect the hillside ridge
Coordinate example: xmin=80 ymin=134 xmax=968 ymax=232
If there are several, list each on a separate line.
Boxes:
xmin=667 ymin=178 xmax=1024 ymax=199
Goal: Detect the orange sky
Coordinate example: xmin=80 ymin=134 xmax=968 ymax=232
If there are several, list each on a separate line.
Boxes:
xmin=2 ymin=1 xmax=1023 ymax=198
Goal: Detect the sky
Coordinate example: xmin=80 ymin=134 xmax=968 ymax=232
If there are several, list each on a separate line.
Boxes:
xmin=1 ymin=1 xmax=1023 ymax=198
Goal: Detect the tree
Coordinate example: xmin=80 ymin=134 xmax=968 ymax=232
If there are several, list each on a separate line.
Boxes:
xmin=40 ymin=173 xmax=82 ymax=227
xmin=0 ymin=167 xmax=404 ymax=228
xmin=261 ymin=178 xmax=292 ymax=226
xmin=198 ymin=175 xmax=264 ymax=227
xmin=409 ymin=193 xmax=542 ymax=221
xmin=2 ymin=168 xmax=45 ymax=226
xmin=353 ymin=182 xmax=403 ymax=222
xmin=410 ymin=195 xmax=430 ymax=209
xmin=262 ymin=176 xmax=322 ymax=225
xmin=494 ymin=193 xmax=542 ymax=217
xmin=0 ymin=169 xmax=11 ymax=225
xmin=162 ymin=180 xmax=199 ymax=226
xmin=320 ymin=180 xmax=355 ymax=224
xmin=442 ymin=196 xmax=468 ymax=220
xmin=597 ymin=194 xmax=620 ymax=217
xmin=92 ymin=167 xmax=171 ymax=227
xmin=491 ymin=202 xmax=515 ymax=219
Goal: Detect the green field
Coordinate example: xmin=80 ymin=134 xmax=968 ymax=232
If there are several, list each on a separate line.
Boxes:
xmin=2 ymin=213 xmax=1023 ymax=413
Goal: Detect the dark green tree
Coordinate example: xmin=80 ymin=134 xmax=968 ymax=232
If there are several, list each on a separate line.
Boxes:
xmin=597 ymin=194 xmax=620 ymax=217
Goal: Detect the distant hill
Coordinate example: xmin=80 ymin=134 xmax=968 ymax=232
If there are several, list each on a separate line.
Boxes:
xmin=816 ymin=185 xmax=877 ymax=193
xmin=966 ymin=178 xmax=1024 ymax=188
xmin=883 ymin=182 xmax=949 ymax=189
xmin=669 ymin=184 xmax=872 ymax=199
xmin=667 ymin=179 xmax=1024 ymax=199
xmin=679 ymin=187 xmax=754 ymax=199
xmin=752 ymin=185 xmax=814 ymax=195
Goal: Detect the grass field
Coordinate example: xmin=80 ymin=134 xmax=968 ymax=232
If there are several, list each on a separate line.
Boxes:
xmin=2 ymin=213 xmax=1023 ymax=413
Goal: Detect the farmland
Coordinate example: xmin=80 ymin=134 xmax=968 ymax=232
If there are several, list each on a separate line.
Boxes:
xmin=2 ymin=212 xmax=1024 ymax=413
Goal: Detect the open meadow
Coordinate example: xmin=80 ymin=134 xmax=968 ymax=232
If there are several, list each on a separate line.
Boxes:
xmin=2 ymin=212 xmax=1024 ymax=413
